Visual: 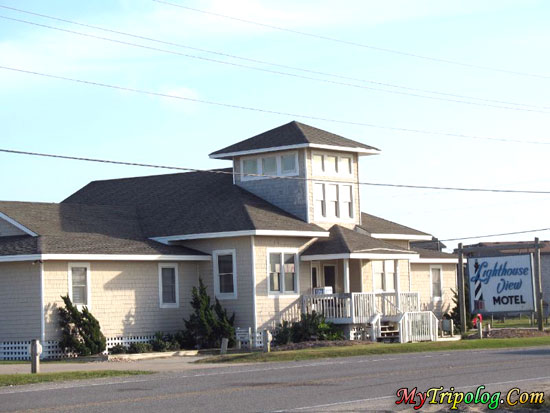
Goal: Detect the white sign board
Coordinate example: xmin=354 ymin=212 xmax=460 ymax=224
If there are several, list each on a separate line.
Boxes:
xmin=468 ymin=254 xmax=534 ymax=313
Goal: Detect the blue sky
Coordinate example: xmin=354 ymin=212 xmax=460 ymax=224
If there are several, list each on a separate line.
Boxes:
xmin=1 ymin=0 xmax=550 ymax=250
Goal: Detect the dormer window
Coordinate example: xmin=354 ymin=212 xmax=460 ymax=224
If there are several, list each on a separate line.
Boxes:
xmin=240 ymin=152 xmax=298 ymax=181
xmin=312 ymin=152 xmax=353 ymax=177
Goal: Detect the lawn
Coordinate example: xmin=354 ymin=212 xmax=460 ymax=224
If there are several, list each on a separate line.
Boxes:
xmin=0 ymin=370 xmax=152 ymax=387
xmin=199 ymin=336 xmax=550 ymax=364
xmin=488 ymin=315 xmax=548 ymax=329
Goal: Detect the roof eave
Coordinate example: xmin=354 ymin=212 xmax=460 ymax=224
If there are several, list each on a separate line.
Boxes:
xmin=209 ymin=143 xmax=380 ymax=160
xmin=369 ymin=233 xmax=432 ymax=241
xmin=151 ymin=229 xmax=330 ymax=243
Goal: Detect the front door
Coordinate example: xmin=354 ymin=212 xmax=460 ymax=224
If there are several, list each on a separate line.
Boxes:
xmin=323 ymin=265 xmax=336 ymax=293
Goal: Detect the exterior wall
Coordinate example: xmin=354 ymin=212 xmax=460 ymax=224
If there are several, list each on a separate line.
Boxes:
xmin=306 ymin=149 xmax=361 ymax=229
xmin=183 ymin=237 xmax=255 ymax=331
xmin=362 ymin=260 xmax=373 ymax=292
xmin=233 ymin=149 xmax=308 ymax=221
xmin=0 ymin=218 xmax=26 ymax=237
xmin=43 ymin=260 xmax=199 ymax=341
xmin=410 ymin=263 xmax=457 ymax=317
xmin=0 ymin=262 xmax=41 ymax=341
xmin=254 ymin=236 xmax=316 ymax=330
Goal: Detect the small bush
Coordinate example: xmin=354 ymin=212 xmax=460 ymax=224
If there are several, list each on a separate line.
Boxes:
xmin=182 ymin=278 xmax=236 ymax=349
xmin=151 ymin=332 xmax=181 ymax=352
xmin=127 ymin=342 xmax=152 ymax=354
xmin=58 ymin=295 xmax=106 ymax=356
xmin=273 ymin=311 xmax=344 ymax=345
xmin=109 ymin=344 xmax=128 ymax=355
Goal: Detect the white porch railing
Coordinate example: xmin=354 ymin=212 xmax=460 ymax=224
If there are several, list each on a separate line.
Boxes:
xmin=302 ymin=292 xmax=420 ymax=324
xmin=399 ymin=311 xmax=439 ymax=343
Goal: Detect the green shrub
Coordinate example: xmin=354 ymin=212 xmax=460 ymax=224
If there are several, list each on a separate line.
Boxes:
xmin=58 ymin=295 xmax=106 ymax=356
xmin=273 ymin=311 xmax=344 ymax=344
xmin=127 ymin=342 xmax=152 ymax=354
xmin=151 ymin=332 xmax=181 ymax=352
xmin=182 ymin=278 xmax=236 ymax=349
xmin=109 ymin=344 xmax=128 ymax=354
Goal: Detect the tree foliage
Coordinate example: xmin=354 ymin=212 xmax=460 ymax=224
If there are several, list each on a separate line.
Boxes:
xmin=181 ymin=278 xmax=235 ymax=348
xmin=58 ymin=295 xmax=106 ymax=356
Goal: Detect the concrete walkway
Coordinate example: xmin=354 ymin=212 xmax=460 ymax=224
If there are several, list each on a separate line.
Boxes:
xmin=0 ymin=355 xmax=221 ymax=374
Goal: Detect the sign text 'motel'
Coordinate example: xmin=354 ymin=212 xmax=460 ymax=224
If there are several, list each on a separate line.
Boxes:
xmin=468 ymin=254 xmax=535 ymax=313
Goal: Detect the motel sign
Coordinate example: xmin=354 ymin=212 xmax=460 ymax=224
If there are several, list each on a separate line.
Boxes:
xmin=468 ymin=254 xmax=535 ymax=313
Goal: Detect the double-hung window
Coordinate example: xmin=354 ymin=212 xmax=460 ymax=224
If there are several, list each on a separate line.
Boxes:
xmin=372 ymin=260 xmax=396 ymax=292
xmin=268 ymin=251 xmax=298 ymax=295
xmin=159 ymin=264 xmax=179 ymax=308
xmin=68 ymin=263 xmax=91 ymax=308
xmin=313 ymin=183 xmax=354 ymax=221
xmin=431 ymin=266 xmax=442 ymax=301
xmin=213 ymin=250 xmax=237 ymax=299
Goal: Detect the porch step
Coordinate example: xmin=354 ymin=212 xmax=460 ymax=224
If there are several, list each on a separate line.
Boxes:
xmin=377 ymin=322 xmax=400 ymax=342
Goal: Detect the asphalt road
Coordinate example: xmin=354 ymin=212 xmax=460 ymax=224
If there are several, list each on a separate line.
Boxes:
xmin=2 ymin=346 xmax=550 ymax=412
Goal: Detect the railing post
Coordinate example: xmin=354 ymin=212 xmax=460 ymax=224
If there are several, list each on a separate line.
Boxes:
xmin=350 ymin=293 xmax=355 ymax=323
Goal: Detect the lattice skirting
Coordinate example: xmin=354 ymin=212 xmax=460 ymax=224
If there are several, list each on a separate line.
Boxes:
xmin=0 ymin=335 xmax=157 ymax=360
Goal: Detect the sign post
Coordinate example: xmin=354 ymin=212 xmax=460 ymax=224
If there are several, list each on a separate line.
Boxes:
xmin=457 ymin=243 xmax=467 ymax=334
xmin=535 ymin=238 xmax=544 ymax=331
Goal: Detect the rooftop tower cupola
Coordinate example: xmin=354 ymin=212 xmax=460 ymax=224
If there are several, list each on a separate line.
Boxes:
xmin=209 ymin=121 xmax=379 ymax=228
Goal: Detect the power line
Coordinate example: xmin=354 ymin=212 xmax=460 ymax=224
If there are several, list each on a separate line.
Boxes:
xmin=153 ymin=0 xmax=550 ymax=81
xmin=2 ymin=5 xmax=548 ymax=112
xmin=3 ymin=15 xmax=549 ymax=115
xmin=440 ymin=228 xmax=550 ymax=242
xmin=2 ymin=147 xmax=550 ymax=195
xmin=2 ymin=64 xmax=550 ymax=146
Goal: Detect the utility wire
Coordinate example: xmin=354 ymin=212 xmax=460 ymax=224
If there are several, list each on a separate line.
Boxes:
xmin=154 ymin=0 xmax=550 ymax=80
xmin=2 ymin=5 xmax=548 ymax=112
xmin=440 ymin=228 xmax=550 ymax=242
xmin=2 ymin=148 xmax=550 ymax=195
xmin=2 ymin=65 xmax=550 ymax=146
xmin=3 ymin=15 xmax=549 ymax=114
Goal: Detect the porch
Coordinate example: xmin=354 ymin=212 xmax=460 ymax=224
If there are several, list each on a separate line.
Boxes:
xmin=302 ymin=292 xmax=439 ymax=342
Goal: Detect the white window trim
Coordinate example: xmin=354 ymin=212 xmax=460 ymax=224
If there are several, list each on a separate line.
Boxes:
xmin=267 ymin=248 xmax=300 ymax=297
xmin=313 ymin=181 xmax=355 ymax=223
xmin=372 ymin=260 xmax=397 ymax=293
xmin=68 ymin=262 xmax=92 ymax=310
xmin=311 ymin=152 xmax=354 ymax=177
xmin=213 ymin=249 xmax=238 ymax=300
xmin=240 ymin=151 xmax=299 ymax=181
xmin=430 ymin=265 xmax=443 ymax=302
xmin=158 ymin=263 xmax=180 ymax=308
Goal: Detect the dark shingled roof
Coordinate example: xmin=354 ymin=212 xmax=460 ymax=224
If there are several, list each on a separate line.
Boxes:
xmin=359 ymin=212 xmax=430 ymax=237
xmin=302 ymin=225 xmax=416 ymax=256
xmin=411 ymin=247 xmax=457 ymax=260
xmin=0 ymin=201 xmax=207 ymax=256
xmin=209 ymin=121 xmax=379 ymax=159
xmin=63 ymin=169 xmax=326 ymax=238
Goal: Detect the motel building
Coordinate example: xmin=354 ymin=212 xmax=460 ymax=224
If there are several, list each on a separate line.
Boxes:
xmin=0 ymin=122 xmax=458 ymax=359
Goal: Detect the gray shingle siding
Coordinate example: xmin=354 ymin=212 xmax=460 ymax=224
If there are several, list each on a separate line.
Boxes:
xmin=234 ymin=151 xmax=308 ymax=221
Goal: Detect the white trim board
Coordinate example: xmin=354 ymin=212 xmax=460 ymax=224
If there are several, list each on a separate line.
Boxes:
xmin=301 ymin=253 xmax=420 ymax=261
xmin=209 ymin=143 xmax=380 ymax=159
xmin=410 ymin=258 xmax=459 ymax=264
xmin=0 ymin=254 xmax=211 ymax=262
xmin=369 ymin=233 xmax=432 ymax=241
xmin=151 ymin=229 xmax=330 ymax=243
xmin=0 ymin=212 xmax=38 ymax=237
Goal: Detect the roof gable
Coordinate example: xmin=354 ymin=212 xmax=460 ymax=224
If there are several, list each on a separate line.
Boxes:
xmin=209 ymin=121 xmax=380 ymax=159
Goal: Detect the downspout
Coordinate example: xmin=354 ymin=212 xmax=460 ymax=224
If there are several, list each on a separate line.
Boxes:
xmin=250 ymin=236 xmax=257 ymax=347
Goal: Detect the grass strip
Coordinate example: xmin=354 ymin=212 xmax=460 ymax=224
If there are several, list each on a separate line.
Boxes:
xmin=199 ymin=336 xmax=550 ymax=364
xmin=0 ymin=370 xmax=152 ymax=387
